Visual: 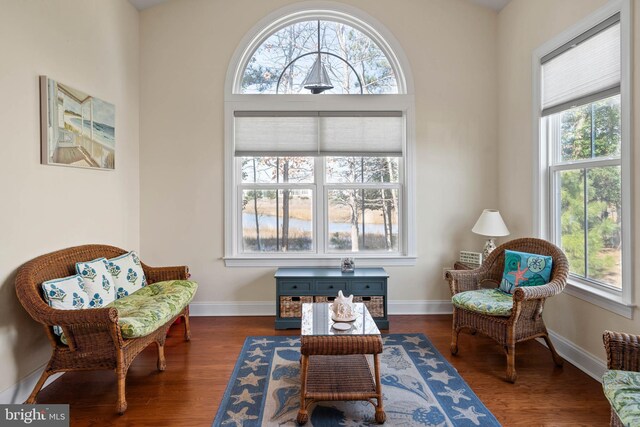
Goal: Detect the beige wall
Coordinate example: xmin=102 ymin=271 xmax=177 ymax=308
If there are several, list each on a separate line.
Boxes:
xmin=139 ymin=0 xmax=499 ymax=306
xmin=497 ymin=0 xmax=640 ymax=359
xmin=0 ymin=0 xmax=140 ymax=395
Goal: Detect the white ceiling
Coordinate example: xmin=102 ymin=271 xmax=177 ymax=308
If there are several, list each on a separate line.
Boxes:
xmin=129 ymin=0 xmax=167 ymax=10
xmin=128 ymin=0 xmax=512 ymax=12
xmin=468 ymin=0 xmax=512 ymax=11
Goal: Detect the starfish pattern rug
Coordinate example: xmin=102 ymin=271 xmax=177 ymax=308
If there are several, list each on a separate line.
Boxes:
xmin=213 ymin=334 xmax=501 ymax=426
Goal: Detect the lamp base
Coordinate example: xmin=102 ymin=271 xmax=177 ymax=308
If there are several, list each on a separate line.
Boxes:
xmin=483 ymin=238 xmax=497 ymax=259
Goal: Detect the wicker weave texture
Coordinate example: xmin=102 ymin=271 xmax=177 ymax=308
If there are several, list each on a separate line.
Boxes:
xmin=306 ymin=355 xmax=376 ymax=397
xmin=280 ymin=296 xmax=313 ymax=318
xmin=354 ymin=296 xmax=384 ymax=318
xmin=603 ymin=330 xmax=640 ymax=426
xmin=14 ymin=244 xmax=192 ymax=414
xmin=446 ymin=238 xmax=569 ymax=383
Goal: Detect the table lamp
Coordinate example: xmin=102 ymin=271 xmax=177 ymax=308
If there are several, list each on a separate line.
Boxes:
xmin=472 ymin=209 xmax=510 ymax=259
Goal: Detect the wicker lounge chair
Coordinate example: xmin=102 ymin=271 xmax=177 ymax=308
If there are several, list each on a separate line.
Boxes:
xmin=445 ymin=237 xmax=569 ymax=382
xmin=603 ymin=331 xmax=640 ymax=426
xmin=15 ymin=244 xmax=192 ymax=414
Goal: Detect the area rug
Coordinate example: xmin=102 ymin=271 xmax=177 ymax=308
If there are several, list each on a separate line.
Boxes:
xmin=213 ymin=334 xmax=501 ymax=426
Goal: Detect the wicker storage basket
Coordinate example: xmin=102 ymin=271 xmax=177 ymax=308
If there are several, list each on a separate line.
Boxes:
xmin=279 ymin=296 xmax=313 ymax=318
xmin=313 ymin=296 xmax=336 ymax=303
xmin=354 ymin=296 xmax=384 ymax=318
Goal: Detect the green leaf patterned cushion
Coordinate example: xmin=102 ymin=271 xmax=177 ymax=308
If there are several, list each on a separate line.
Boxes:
xmin=452 ymin=288 xmax=513 ymax=316
xmin=603 ymin=370 xmax=640 ymax=427
xmin=60 ymin=280 xmax=197 ymax=344
xmin=108 ymin=280 xmax=198 ymax=339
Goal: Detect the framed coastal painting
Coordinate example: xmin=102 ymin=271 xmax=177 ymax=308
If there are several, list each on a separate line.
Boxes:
xmin=40 ymin=76 xmax=115 ymax=170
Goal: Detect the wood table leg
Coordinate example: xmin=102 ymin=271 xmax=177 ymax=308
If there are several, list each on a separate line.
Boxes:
xmin=297 ymin=354 xmax=309 ymax=425
xmin=373 ymin=353 xmax=386 ymax=424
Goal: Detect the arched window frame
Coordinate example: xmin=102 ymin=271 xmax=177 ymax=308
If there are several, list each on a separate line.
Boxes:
xmin=224 ymin=3 xmax=416 ymax=267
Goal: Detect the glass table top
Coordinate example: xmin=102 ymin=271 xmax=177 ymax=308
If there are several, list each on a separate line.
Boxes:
xmin=301 ymin=303 xmax=381 ymax=336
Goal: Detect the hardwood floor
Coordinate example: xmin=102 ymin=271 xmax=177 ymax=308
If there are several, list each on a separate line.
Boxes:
xmin=35 ymin=315 xmax=610 ymax=426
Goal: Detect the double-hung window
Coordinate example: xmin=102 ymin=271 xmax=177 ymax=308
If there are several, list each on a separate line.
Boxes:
xmin=232 ymin=111 xmax=406 ymax=260
xmin=535 ymin=1 xmax=632 ymax=316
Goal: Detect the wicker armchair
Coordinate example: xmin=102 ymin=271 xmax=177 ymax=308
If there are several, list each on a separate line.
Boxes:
xmin=15 ymin=244 xmax=191 ymax=414
xmin=603 ymin=331 xmax=640 ymax=426
xmin=445 ymin=238 xmax=569 ymax=382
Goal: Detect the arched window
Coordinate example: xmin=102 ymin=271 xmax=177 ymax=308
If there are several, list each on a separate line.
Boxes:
xmin=240 ymin=19 xmax=399 ymax=94
xmin=224 ymin=5 xmax=415 ymax=266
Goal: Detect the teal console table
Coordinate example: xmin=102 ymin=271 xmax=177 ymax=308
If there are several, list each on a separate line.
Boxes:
xmin=274 ymin=267 xmax=389 ymax=330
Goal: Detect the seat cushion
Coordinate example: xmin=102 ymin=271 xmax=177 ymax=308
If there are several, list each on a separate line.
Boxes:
xmin=108 ymin=280 xmax=198 ymax=339
xmin=452 ymin=288 xmax=513 ymax=316
xmin=603 ymin=370 xmax=640 ymax=427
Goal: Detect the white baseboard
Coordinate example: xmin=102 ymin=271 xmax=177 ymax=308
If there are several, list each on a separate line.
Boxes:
xmin=0 ymin=367 xmax=62 ymax=404
xmin=189 ymin=301 xmax=274 ymax=316
xmin=537 ymin=329 xmax=607 ymax=382
xmin=388 ymin=300 xmax=453 ymax=314
xmin=189 ymin=300 xmax=454 ymax=316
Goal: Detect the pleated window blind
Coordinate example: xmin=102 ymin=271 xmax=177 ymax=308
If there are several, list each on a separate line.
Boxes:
xmin=234 ymin=111 xmax=404 ymax=157
xmin=541 ymin=14 xmax=620 ymax=116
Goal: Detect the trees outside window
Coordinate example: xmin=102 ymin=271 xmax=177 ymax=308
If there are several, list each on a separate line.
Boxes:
xmin=240 ymin=156 xmax=401 ymax=254
xmin=550 ymin=95 xmax=622 ymax=287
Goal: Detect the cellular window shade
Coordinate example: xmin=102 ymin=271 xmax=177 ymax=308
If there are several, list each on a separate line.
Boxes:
xmin=319 ymin=112 xmax=403 ymax=156
xmin=542 ymin=20 xmax=620 ymax=116
xmin=234 ymin=111 xmax=403 ymax=156
xmin=234 ymin=112 xmax=318 ymax=156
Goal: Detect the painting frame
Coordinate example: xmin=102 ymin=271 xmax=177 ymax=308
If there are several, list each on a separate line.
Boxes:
xmin=40 ymin=76 xmax=116 ymax=170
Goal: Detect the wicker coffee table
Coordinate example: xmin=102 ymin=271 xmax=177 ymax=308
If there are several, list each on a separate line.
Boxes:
xmin=297 ymin=302 xmax=385 ymax=425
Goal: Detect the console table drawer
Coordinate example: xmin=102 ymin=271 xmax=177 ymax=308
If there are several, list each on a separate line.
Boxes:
xmin=315 ymin=280 xmax=347 ymax=292
xmin=279 ymin=280 xmax=313 ymax=293
xmin=349 ymin=281 xmax=385 ymax=292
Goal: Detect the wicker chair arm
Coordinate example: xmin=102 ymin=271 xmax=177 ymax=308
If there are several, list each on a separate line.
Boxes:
xmin=512 ymin=279 xmax=565 ymax=301
xmin=143 ymin=265 xmax=189 ymax=283
xmin=445 ymin=267 xmax=488 ymax=295
xmin=603 ymin=330 xmax=640 ymax=372
xmin=38 ymin=306 xmax=118 ymax=327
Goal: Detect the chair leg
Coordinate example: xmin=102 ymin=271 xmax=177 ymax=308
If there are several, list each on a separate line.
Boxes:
xmin=156 ymin=339 xmax=167 ymax=371
xmin=505 ymin=344 xmax=517 ymax=383
xmin=451 ymin=326 xmax=461 ymax=355
xmin=116 ymin=366 xmax=128 ymax=415
xmin=24 ymin=365 xmax=53 ymax=404
xmin=182 ymin=306 xmax=191 ymax=341
xmin=450 ymin=309 xmax=460 ymax=355
xmin=542 ymin=333 xmax=564 ymax=367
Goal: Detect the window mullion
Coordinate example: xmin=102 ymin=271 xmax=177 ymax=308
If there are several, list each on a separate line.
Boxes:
xmin=315 ymin=156 xmax=324 ymax=255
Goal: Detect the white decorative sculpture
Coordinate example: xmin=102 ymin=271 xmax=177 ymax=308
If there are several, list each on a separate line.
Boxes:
xmin=331 ymin=290 xmax=356 ymax=321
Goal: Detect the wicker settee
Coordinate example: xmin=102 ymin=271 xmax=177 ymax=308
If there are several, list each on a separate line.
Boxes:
xmin=15 ymin=244 xmax=193 ymax=414
xmin=603 ymin=331 xmax=640 ymax=427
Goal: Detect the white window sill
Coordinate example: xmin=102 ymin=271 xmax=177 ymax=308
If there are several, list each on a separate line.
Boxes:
xmin=564 ymin=278 xmax=634 ymax=319
xmin=224 ymin=255 xmax=416 ymax=268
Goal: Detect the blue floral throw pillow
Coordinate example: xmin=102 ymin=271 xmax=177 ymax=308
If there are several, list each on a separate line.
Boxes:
xmin=499 ymin=250 xmax=553 ymax=294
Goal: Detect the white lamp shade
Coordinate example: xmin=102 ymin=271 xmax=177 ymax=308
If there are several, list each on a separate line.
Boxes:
xmin=472 ymin=209 xmax=510 ymax=237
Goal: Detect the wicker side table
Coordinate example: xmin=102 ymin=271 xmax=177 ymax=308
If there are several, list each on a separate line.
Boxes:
xmin=297 ymin=303 xmax=385 ymax=425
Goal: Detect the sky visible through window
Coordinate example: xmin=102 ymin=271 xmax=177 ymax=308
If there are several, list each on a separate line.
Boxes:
xmin=241 ymin=20 xmax=398 ymax=94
